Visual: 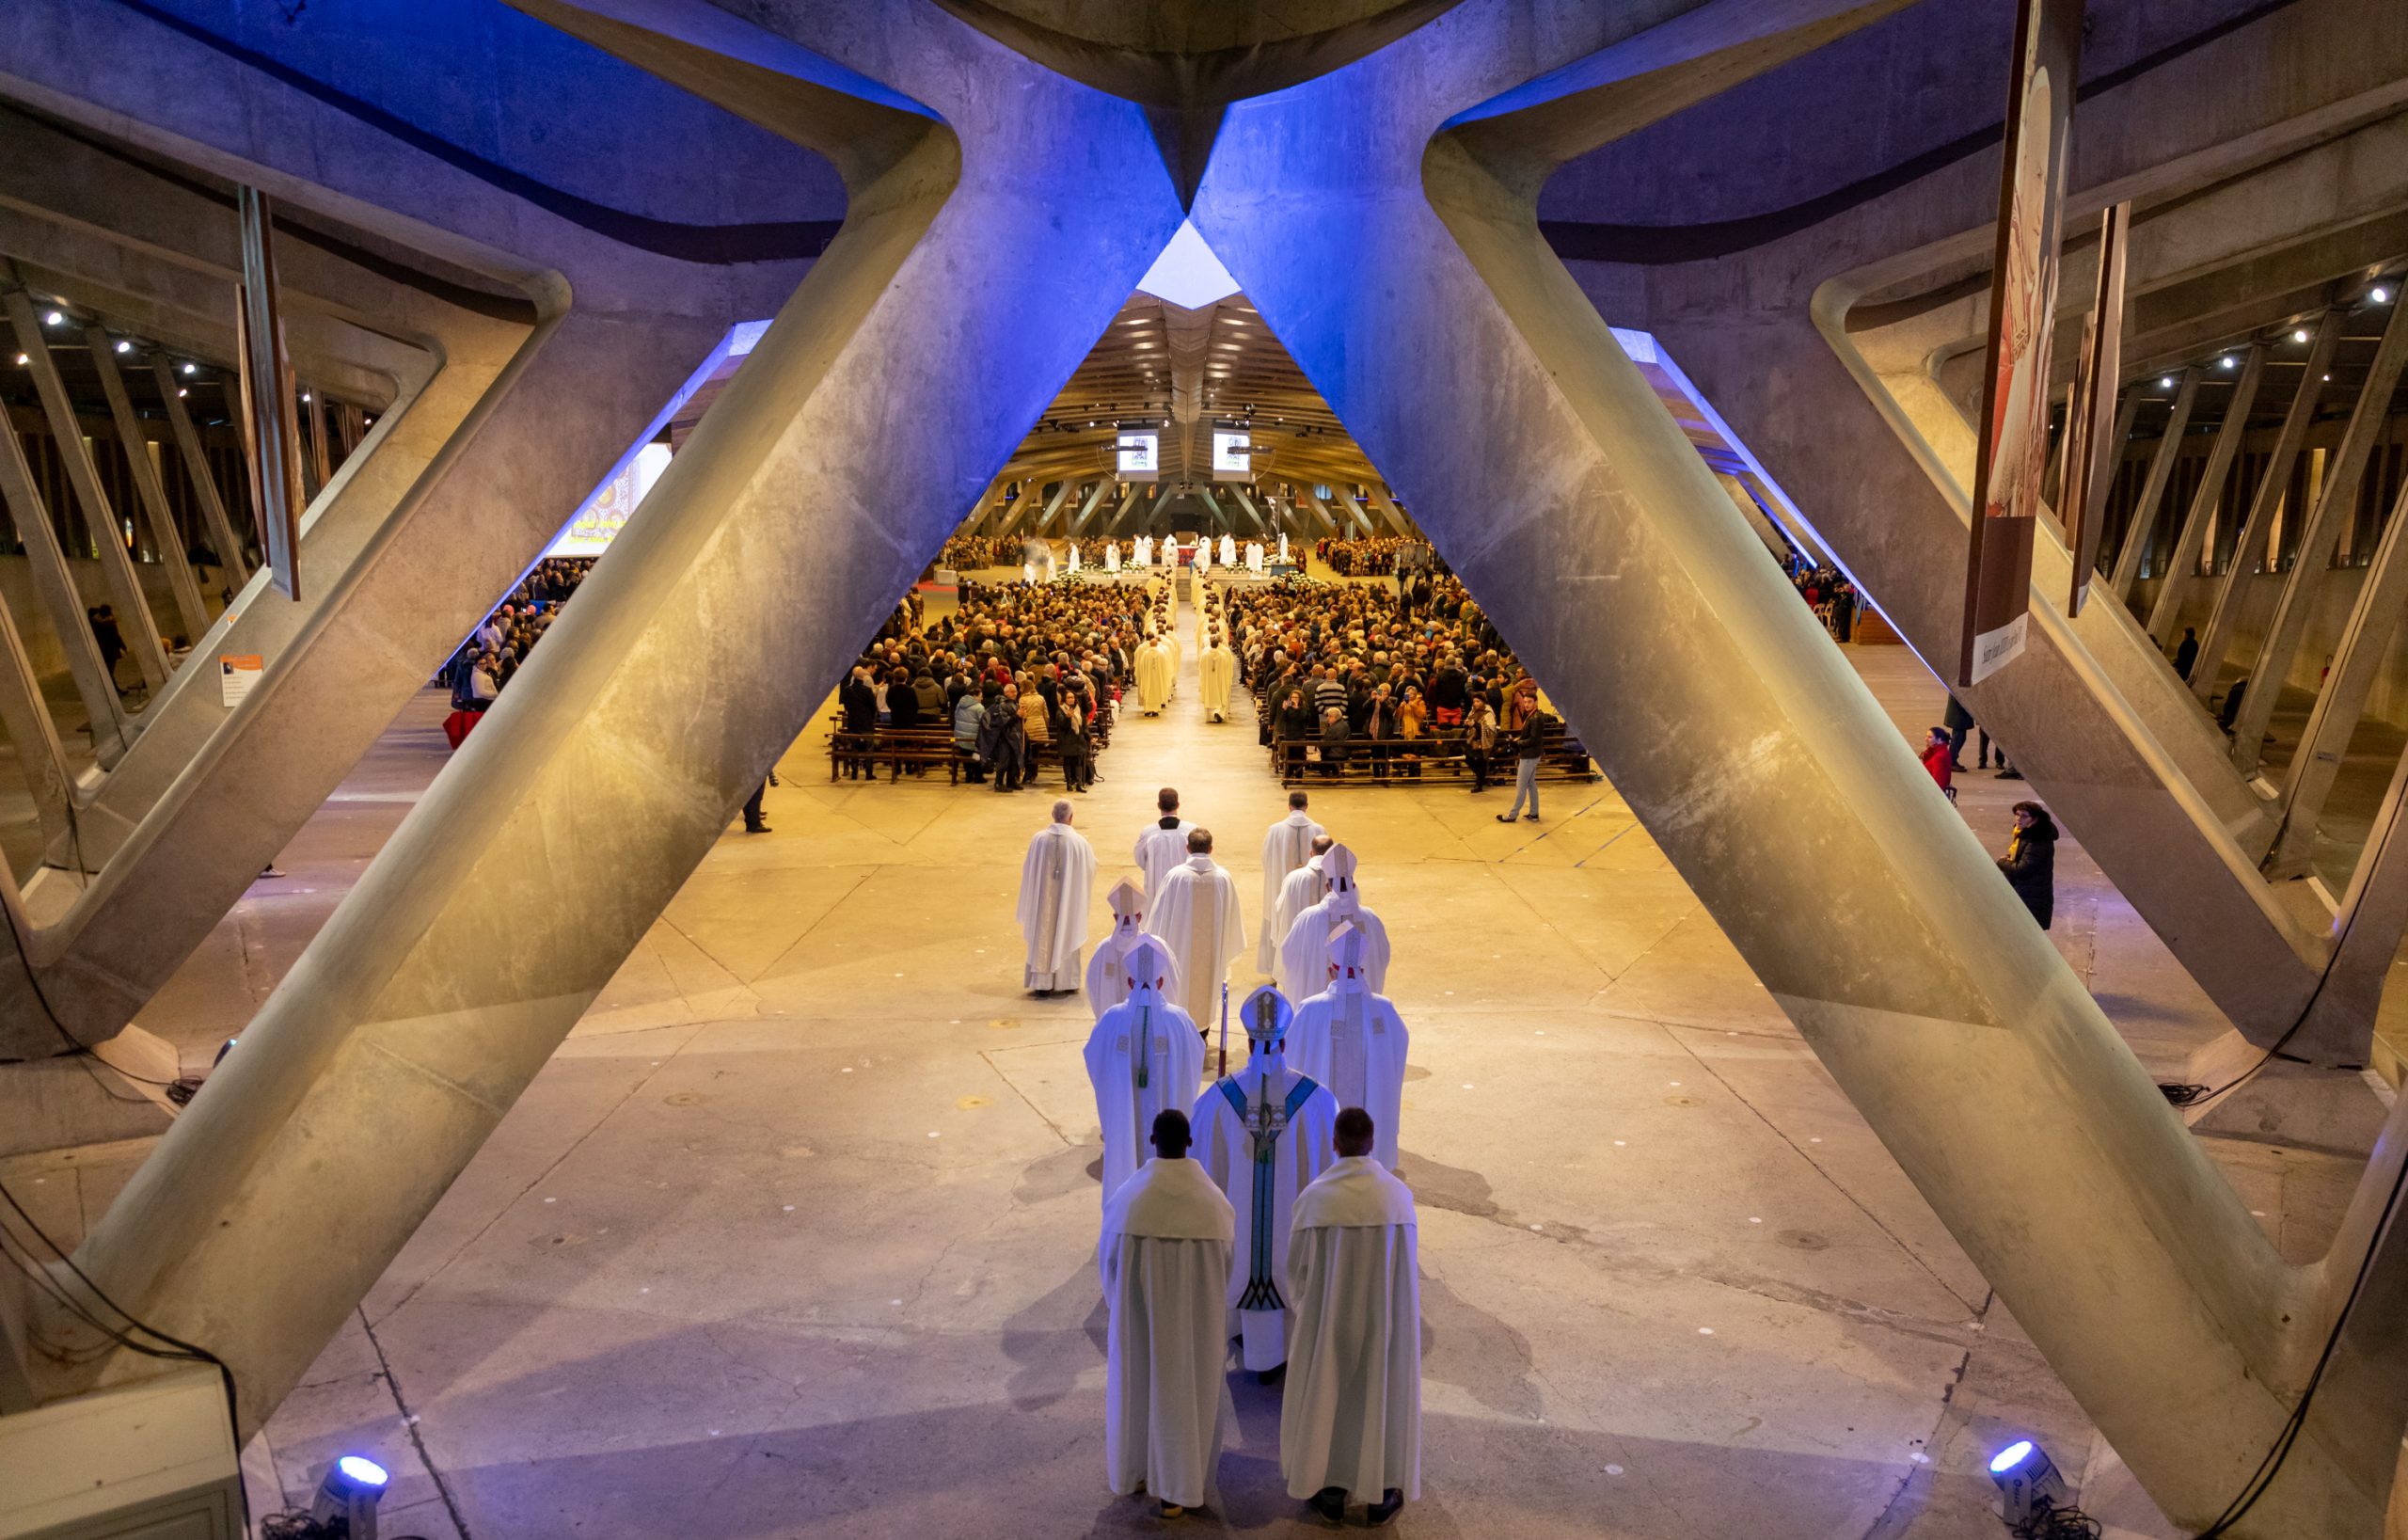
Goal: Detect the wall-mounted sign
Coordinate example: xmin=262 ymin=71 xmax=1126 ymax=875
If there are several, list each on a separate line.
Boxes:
xmin=219 ymin=653 xmax=263 ymax=708
xmin=1212 ymin=430 xmax=1251 ymax=480
xmin=1117 ymin=430 xmax=1159 ymax=483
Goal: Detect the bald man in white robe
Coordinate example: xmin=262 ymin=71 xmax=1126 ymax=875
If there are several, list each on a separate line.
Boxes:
xmin=1282 ymin=1107 xmax=1420 ymax=1526
xmin=1017 ymin=801 xmax=1097 ymax=995
xmin=1149 ymin=828 xmax=1246 ymax=1031
xmin=1258 ymin=796 xmax=1326 ymax=972
xmin=1272 ymin=840 xmax=1332 ymax=973
xmin=1087 ymin=880 xmax=1183 ymax=1022
xmin=1277 ymin=844 xmax=1390 ymax=1005
xmin=1101 ymin=1109 xmax=1233 ymax=1519
xmin=1085 ymin=940 xmax=1205 ymax=1212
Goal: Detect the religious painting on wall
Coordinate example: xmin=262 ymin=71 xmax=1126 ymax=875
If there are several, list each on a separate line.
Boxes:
xmin=2062 ymin=201 xmax=2129 ymax=618
xmin=1959 ymin=0 xmax=2084 ymax=686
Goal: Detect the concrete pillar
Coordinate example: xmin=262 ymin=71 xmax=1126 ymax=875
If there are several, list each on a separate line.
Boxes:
xmin=66 ymin=7 xmax=1180 ymax=1436
xmin=1194 ymin=5 xmax=2398 ymax=1527
xmin=0 ymin=6 xmax=821 ymax=1050
xmin=2109 ymin=367 xmax=2199 ymax=600
xmin=2270 ymin=473 xmax=2408 ymax=880
xmin=151 ymin=354 xmax=249 ymax=580
xmin=2235 ymin=297 xmax=2408 ymax=781
xmin=2146 ymin=349 xmax=2263 ymax=644
xmin=1068 ymin=478 xmax=1110 ymax=535
xmin=0 ymin=586 xmax=75 ymax=861
xmin=85 ymin=327 xmax=212 ymax=645
xmin=3 ymin=288 xmax=172 ymax=691
xmin=1228 ymin=484 xmax=1269 ymax=533
xmin=2188 ymin=312 xmax=2341 ymax=707
xmin=0 ymin=391 xmax=136 ymax=764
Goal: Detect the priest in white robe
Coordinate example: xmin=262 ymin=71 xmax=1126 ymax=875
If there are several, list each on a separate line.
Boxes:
xmin=1273 ymin=838 xmax=1332 ymax=974
xmin=1288 ymin=924 xmax=1408 ymax=1168
xmin=1196 ymin=540 xmax=1212 ymax=575
xmin=1068 ymin=543 xmax=1083 ymax=573
xmin=1218 ymin=533 xmax=1236 ymax=567
xmin=1101 ymin=1108 xmax=1234 ymax=1519
xmin=1134 ymin=635 xmax=1175 ymax=715
xmin=1105 ymin=540 xmax=1122 ymax=573
xmin=1191 ymin=986 xmax=1337 ymax=1373
xmin=1087 ymin=880 xmax=1182 ymax=1022
xmin=1150 ymin=829 xmax=1246 ymax=1031
xmin=1282 ymin=1107 xmax=1420 ymax=1525
xmin=1245 ymin=540 xmax=1264 ymax=575
xmin=1277 ymin=844 xmax=1391 ymax=1005
xmin=1135 ymin=533 xmax=1154 ymax=567
xmin=1198 ymin=631 xmax=1236 ymax=723
xmin=1133 ymin=789 xmax=1196 ymax=899
xmin=1018 ymin=800 xmax=1097 ymax=995
xmin=1085 ymin=940 xmax=1205 ymax=1212
xmin=1257 ymin=794 xmax=1326 ymax=972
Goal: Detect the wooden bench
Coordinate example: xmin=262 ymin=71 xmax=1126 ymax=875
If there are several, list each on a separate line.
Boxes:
xmin=1262 ymin=720 xmax=1600 ymax=787
xmin=827 ymin=726 xmax=963 ymax=784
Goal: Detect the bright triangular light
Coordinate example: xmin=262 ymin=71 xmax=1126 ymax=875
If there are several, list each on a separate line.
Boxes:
xmin=1136 ymin=220 xmax=1241 ymax=310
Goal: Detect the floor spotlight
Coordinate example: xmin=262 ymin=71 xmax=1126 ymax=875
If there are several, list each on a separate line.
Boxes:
xmin=309 ymin=1453 xmax=388 ymax=1537
xmin=1987 ymin=1439 xmax=2070 ymax=1532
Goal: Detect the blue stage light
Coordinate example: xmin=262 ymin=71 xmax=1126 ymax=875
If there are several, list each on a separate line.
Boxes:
xmin=1988 ymin=1439 xmax=2033 ymax=1474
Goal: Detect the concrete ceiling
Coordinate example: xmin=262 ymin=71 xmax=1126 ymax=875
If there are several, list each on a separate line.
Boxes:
xmin=988 ymin=289 xmax=1386 ymax=497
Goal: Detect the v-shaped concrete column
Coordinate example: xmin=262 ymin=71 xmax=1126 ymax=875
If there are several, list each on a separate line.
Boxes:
xmin=1193 ymin=3 xmax=2404 ymax=1530
xmin=0 ymin=6 xmax=821 ymax=1050
xmin=64 ymin=0 xmax=1181 ymax=1434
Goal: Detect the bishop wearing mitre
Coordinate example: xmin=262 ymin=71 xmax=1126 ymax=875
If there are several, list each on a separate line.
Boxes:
xmin=1084 ymin=939 xmax=1205 ymax=1210
xmin=1288 ymin=922 xmax=1409 ymax=1167
xmin=1086 ymin=880 xmax=1182 ymax=1022
xmin=1276 ymin=843 xmax=1391 ymax=1005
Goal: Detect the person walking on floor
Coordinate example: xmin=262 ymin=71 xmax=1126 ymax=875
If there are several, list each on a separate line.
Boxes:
xmin=1464 ymin=695 xmax=1497 ymax=793
xmin=1496 ymin=689 xmax=1550 ymax=823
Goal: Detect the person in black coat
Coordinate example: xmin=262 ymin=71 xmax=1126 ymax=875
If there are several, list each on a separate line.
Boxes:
xmin=839 ymin=666 xmax=880 ymax=779
xmin=1997 ymin=801 xmax=2057 ymax=929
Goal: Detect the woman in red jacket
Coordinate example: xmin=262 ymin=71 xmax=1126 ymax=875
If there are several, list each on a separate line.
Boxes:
xmin=1921 ymin=727 xmax=1956 ymax=800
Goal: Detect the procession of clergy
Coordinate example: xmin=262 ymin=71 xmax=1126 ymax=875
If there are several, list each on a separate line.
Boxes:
xmin=1016 ymin=775 xmax=1415 ymax=1525
xmin=1012 ymin=530 xmax=1292 ymax=586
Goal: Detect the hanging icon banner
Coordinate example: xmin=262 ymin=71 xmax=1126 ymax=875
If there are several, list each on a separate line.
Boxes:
xmin=1959 ymin=0 xmax=2084 ymax=685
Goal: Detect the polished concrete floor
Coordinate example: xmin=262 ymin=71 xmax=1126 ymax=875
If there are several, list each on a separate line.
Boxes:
xmin=91 ymin=576 xmax=2387 ymax=1539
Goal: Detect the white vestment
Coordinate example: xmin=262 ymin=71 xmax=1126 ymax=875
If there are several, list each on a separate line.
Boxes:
xmin=1198 ymin=644 xmax=1235 ymax=722
xmin=1196 ymin=543 xmax=1212 ymax=574
xmin=1278 ymin=898 xmax=1391 ymax=1006
xmin=1133 ymin=818 xmax=1196 ymax=900
xmin=1017 ymin=822 xmax=1097 ymax=991
xmin=1135 ymin=535 xmax=1154 ymax=566
xmin=1085 ymin=994 xmax=1206 ymax=1211
xmin=1042 ymin=550 xmax=1057 ymax=581
xmin=1257 ymin=815 xmax=1326 ymax=972
xmin=1277 ymin=532 xmax=1291 ymax=564
xmin=1069 ymin=545 xmax=1083 ymax=572
xmin=1245 ymin=541 xmax=1264 ymax=574
xmin=1150 ymin=855 xmax=1246 ymax=1028
xmin=1191 ymin=1059 xmax=1338 ymax=1370
xmin=1281 ymin=1157 xmax=1421 ymax=1502
xmin=1219 ymin=534 xmax=1236 ymax=566
xmin=1022 ymin=562 xmax=1036 ymax=584
xmin=1135 ymin=640 xmax=1175 ymax=712
xmin=1288 ymin=989 xmax=1409 ymax=1167
xmin=1086 ymin=927 xmax=1185 ymax=1022
xmin=1273 ymin=861 xmax=1324 ymax=973
xmin=1106 ymin=542 xmax=1122 ymax=572
xmin=1101 ymin=1156 xmax=1234 ymax=1509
